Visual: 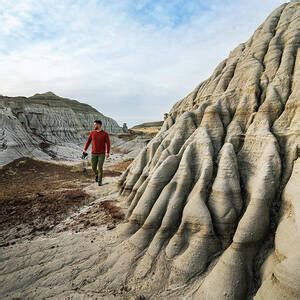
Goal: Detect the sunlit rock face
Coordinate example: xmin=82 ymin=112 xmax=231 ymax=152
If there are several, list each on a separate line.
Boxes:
xmin=102 ymin=2 xmax=300 ymax=298
xmin=0 ymin=92 xmax=123 ymax=166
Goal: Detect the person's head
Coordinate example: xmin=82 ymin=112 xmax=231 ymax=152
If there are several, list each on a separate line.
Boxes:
xmin=94 ymin=120 xmax=102 ymax=130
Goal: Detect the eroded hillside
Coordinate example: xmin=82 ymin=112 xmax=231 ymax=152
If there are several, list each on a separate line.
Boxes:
xmin=0 ymin=92 xmax=123 ymax=166
xmin=115 ymin=2 xmax=300 ymax=298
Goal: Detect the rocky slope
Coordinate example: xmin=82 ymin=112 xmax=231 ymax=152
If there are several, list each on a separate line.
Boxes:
xmin=111 ymin=1 xmax=300 ymax=299
xmin=0 ymin=92 xmax=123 ymax=166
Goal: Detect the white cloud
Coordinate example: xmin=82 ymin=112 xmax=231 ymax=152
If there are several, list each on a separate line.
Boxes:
xmin=0 ymin=0 xmax=286 ymax=126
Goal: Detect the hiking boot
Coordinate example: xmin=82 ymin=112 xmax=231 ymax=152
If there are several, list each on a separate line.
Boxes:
xmin=95 ymin=175 xmax=98 ymax=182
xmin=98 ymin=180 xmax=102 ymax=186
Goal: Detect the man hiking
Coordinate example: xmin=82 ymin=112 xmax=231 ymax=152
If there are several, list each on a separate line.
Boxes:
xmin=83 ymin=120 xmax=110 ymax=186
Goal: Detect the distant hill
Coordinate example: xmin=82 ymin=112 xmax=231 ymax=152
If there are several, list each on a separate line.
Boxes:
xmin=130 ymin=121 xmax=163 ymax=136
xmin=0 ymin=92 xmax=123 ymax=166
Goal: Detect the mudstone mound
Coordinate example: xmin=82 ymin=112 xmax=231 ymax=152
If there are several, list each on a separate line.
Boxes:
xmin=109 ymin=2 xmax=300 ymax=298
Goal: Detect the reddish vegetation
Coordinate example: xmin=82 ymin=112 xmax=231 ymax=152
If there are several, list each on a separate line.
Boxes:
xmin=0 ymin=158 xmax=92 ymax=241
xmin=0 ymin=158 xmax=125 ymax=245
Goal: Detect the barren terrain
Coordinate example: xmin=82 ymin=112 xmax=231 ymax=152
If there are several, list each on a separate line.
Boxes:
xmin=0 ymin=154 xmax=141 ymax=298
xmin=0 ymin=157 xmax=129 ymax=246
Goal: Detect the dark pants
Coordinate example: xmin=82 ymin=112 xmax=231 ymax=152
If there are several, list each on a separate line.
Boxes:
xmin=91 ymin=154 xmax=105 ymax=183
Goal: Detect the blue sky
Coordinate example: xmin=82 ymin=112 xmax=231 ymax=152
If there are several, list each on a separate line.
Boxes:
xmin=0 ymin=0 xmax=286 ymax=126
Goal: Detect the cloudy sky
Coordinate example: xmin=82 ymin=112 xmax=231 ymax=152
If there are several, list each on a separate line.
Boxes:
xmin=0 ymin=0 xmax=286 ymax=126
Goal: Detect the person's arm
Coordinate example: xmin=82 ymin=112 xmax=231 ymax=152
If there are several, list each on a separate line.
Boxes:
xmin=105 ymin=132 xmax=110 ymax=158
xmin=83 ymin=132 xmax=92 ymax=152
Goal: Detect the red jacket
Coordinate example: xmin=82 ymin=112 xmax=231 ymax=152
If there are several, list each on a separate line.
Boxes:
xmin=84 ymin=130 xmax=110 ymax=154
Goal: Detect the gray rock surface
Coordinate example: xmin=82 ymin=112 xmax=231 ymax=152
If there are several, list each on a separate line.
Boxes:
xmin=0 ymin=92 xmax=123 ymax=166
xmin=112 ymin=2 xmax=300 ymax=298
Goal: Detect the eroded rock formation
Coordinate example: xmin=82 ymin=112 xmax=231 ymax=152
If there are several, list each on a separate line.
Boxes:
xmin=103 ymin=2 xmax=300 ymax=298
xmin=0 ymin=92 xmax=123 ymax=166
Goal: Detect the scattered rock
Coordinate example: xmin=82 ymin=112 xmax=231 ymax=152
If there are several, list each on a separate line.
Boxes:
xmin=107 ymin=223 xmax=116 ymax=230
